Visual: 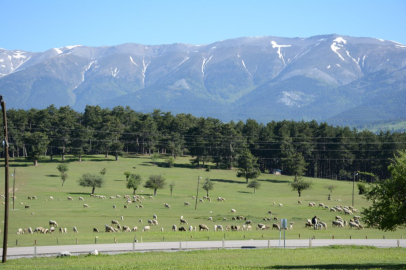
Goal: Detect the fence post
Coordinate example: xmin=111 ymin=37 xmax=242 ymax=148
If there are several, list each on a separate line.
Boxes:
xmin=133 ymin=241 xmax=135 ymax=252
xmin=179 ymin=242 xmax=182 ymax=251
xmin=222 ymin=239 xmax=225 ymax=249
xmin=309 ymin=238 xmax=312 ymax=247
xmin=34 ymin=246 xmax=37 ymax=257
xmin=397 ymin=240 xmax=400 ymax=247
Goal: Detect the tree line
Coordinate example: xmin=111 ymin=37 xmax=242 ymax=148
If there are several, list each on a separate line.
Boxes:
xmin=1 ymin=105 xmax=406 ymax=181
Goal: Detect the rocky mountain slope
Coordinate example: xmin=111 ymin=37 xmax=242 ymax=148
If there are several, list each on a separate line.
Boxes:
xmin=1 ymin=34 xmax=405 ymax=125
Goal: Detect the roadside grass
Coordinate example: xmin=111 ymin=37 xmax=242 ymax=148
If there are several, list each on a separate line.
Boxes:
xmin=2 ymin=246 xmax=406 ymax=269
xmin=0 ymin=154 xmax=405 ymax=249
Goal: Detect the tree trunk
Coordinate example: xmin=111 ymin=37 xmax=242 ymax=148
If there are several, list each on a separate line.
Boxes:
xmin=62 ymin=154 xmax=65 ymax=161
xmin=154 ymin=189 xmax=157 ymax=196
xmin=171 ymin=189 xmax=173 ymax=196
xmin=207 ymin=190 xmax=209 ymax=197
xmin=115 ymin=153 xmax=118 ymax=161
xmin=79 ymin=154 xmax=82 ymax=162
xmin=34 ymin=160 xmax=38 ymax=166
xmin=298 ymin=190 xmax=301 ymax=197
xmin=133 ymin=189 xmax=136 ymax=195
xmin=92 ymin=187 xmax=96 ymax=194
xmin=246 ymin=176 xmax=249 ymax=183
xmin=62 ymin=180 xmax=64 ymax=186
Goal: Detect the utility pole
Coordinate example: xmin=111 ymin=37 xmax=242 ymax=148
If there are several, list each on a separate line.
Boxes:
xmin=12 ymin=169 xmax=15 ymax=210
xmin=352 ymin=171 xmax=357 ymax=207
xmin=194 ymin=176 xmax=202 ymax=210
xmin=1 ymin=95 xmax=9 ymax=263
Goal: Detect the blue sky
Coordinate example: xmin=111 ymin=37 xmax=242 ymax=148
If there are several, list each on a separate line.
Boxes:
xmin=2 ymin=0 xmax=405 ymax=52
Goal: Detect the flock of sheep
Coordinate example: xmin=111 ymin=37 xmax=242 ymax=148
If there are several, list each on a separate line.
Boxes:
xmin=9 ymin=191 xmax=366 ymax=237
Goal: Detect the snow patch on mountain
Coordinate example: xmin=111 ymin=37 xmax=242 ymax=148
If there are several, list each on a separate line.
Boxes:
xmin=278 ymin=91 xmax=314 ymax=107
xmin=201 ymin=56 xmax=213 ymax=76
xmin=271 ymin=41 xmax=291 ymax=65
xmin=142 ymin=60 xmax=150 ymax=85
xmin=129 ymin=56 xmax=138 ymax=66
xmin=169 ymin=79 xmax=190 ymax=90
xmin=65 ymin=45 xmax=82 ymax=50
xmin=13 ymin=51 xmax=27 ymax=59
xmin=111 ymin=67 xmax=120 ymax=78
xmin=331 ymin=37 xmax=347 ymax=61
xmin=241 ymin=60 xmax=251 ymax=76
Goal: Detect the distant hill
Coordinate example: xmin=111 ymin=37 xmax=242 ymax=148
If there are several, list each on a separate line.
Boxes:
xmin=1 ymin=35 xmax=405 ymax=125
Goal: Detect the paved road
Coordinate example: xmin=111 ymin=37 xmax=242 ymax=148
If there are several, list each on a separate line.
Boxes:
xmin=1 ymin=239 xmax=404 ymax=259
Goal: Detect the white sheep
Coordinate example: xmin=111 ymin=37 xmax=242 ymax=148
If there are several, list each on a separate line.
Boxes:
xmin=49 ymin=220 xmax=58 ymax=227
xmin=83 ymin=204 xmax=89 ymax=208
xmin=231 ymin=209 xmax=236 ymax=213
xmin=73 ymin=227 xmax=78 ymax=233
xmin=184 ymin=202 xmax=191 ymax=206
xmin=142 ymin=226 xmax=150 ymax=232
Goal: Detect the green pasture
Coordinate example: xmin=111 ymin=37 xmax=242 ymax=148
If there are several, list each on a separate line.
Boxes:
xmin=0 ymin=154 xmax=405 ymax=248
xmin=3 ymin=246 xmax=406 ymax=269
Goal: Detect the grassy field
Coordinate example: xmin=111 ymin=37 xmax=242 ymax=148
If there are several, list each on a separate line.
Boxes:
xmin=2 ymin=246 xmax=406 ymax=269
xmin=0 ymin=154 xmax=405 ymax=249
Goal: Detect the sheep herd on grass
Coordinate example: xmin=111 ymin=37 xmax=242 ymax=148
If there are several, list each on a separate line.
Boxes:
xmin=7 ymin=192 xmax=367 ymax=236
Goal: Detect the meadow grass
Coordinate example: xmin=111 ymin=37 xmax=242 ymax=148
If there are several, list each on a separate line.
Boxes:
xmin=0 ymin=154 xmax=405 ymax=249
xmin=2 ymin=246 xmax=406 ymax=269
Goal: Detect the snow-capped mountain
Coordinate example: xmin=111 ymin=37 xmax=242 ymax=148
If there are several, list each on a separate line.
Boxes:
xmin=1 ymin=34 xmax=406 ymax=125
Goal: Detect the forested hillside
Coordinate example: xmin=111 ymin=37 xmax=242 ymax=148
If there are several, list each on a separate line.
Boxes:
xmin=2 ymin=105 xmax=405 ymax=180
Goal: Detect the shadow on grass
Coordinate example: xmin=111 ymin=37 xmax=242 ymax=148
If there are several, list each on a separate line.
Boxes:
xmin=260 ymin=179 xmax=290 ymax=184
xmin=211 ymin=179 xmax=245 ymax=184
xmin=67 ymin=192 xmax=92 ymax=195
xmin=114 ymin=179 xmax=124 ymax=182
xmin=266 ymin=264 xmax=406 ymax=269
xmin=46 ymin=174 xmax=59 ymax=177
xmin=237 ymin=191 xmax=252 ymax=194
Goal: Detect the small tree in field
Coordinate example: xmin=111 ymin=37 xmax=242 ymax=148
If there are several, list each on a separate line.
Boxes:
xmin=167 ymin=156 xmax=175 ymax=168
xmin=202 ymin=178 xmax=214 ymax=197
xmin=124 ymin=171 xmax=131 ymax=181
xmin=151 ymin=153 xmax=160 ymax=165
xmin=144 ymin=174 xmax=166 ymax=196
xmin=126 ymin=174 xmax=142 ymax=195
xmin=247 ymin=179 xmax=261 ymax=193
xmin=78 ymin=173 xmax=105 ymax=194
xmin=290 ymin=176 xmax=313 ymax=197
xmin=57 ymin=163 xmax=69 ymax=186
xmin=324 ymin=184 xmax=337 ymax=194
xmin=237 ymin=149 xmax=261 ymax=183
xmin=169 ymin=182 xmax=175 ymax=196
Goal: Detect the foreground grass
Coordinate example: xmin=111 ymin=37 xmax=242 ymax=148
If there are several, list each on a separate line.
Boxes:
xmin=2 ymin=246 xmax=406 ymax=269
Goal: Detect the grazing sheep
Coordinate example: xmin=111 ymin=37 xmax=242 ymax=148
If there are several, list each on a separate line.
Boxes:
xmin=160 ymin=228 xmax=164 ymax=232
xmin=231 ymin=209 xmax=236 ymax=213
xmin=199 ymin=199 xmax=204 ymax=203
xmin=17 ymin=228 xmax=24 ymax=235
xmin=93 ymin=228 xmax=99 ymax=233
xmin=184 ymin=202 xmax=191 ymax=206
xmin=215 ymin=225 xmax=223 ymax=231
xmin=189 ymin=225 xmax=193 ymax=231
xmin=349 ymin=222 xmax=359 ymax=229
xmin=67 ymin=196 xmax=73 ymax=201
xmin=110 ymin=196 xmax=115 ymax=199
xmin=332 ymin=220 xmax=344 ymax=227
xmin=73 ymin=227 xmax=78 ymax=233
xmin=257 ymin=224 xmax=266 ymax=230
xmin=142 ymin=226 xmax=150 ymax=232
xmin=105 ymin=225 xmax=115 ymax=233
xmin=305 ymin=222 xmax=313 ymax=228
xmin=179 ymin=227 xmax=186 ymax=231
xmin=164 ymin=203 xmax=171 ymax=209
xmin=192 ymin=196 xmax=196 ymax=199
xmin=148 ymin=219 xmax=154 ymax=225
xmin=79 ymin=197 xmax=84 ymax=201
xmin=223 ymin=217 xmax=227 ymax=221
xmin=208 ymin=217 xmax=213 ymax=221
xmin=289 ymin=222 xmax=294 ymax=230
xmin=83 ymin=204 xmax=89 ymax=208
xmin=113 ymin=205 xmax=116 ymax=209
xmin=298 ymin=200 xmax=302 ymax=204
xmin=124 ymin=205 xmax=128 ymax=209
xmin=111 ymin=220 xmax=120 ymax=225
xmin=132 ymin=226 xmax=138 ymax=232
xmin=172 ymin=225 xmax=178 ymax=231
xmin=43 ymin=229 xmax=49 ymax=234
xmin=152 ymin=220 xmax=158 ymax=226
xmin=278 ymin=203 xmax=283 ymax=207
xmin=319 ymin=222 xmax=327 ymax=229
xmin=272 ymin=223 xmax=280 ymax=230
xmin=123 ymin=226 xmax=131 ymax=232
xmin=49 ymin=220 xmax=58 ymax=227
xmin=180 ymin=218 xmax=188 ymax=225
xmin=50 ymin=227 xmax=55 ymax=233
xmin=139 ymin=219 xmax=143 ymax=223
xmin=245 ymin=220 xmax=252 ymax=225
xmin=319 ymin=203 xmax=324 ymax=207
xmin=217 ymin=197 xmax=226 ymax=201
xmin=27 ymin=227 xmax=33 ymax=234
xmin=25 ymin=205 xmax=30 ymax=209
xmin=199 ymin=224 xmax=209 ymax=231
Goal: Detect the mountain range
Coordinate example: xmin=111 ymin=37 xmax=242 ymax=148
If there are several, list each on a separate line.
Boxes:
xmin=1 ymin=34 xmax=406 ymax=126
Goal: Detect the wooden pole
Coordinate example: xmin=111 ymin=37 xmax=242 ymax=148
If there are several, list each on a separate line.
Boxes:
xmin=1 ymin=95 xmax=10 ymax=263
xmin=194 ymin=176 xmax=201 ymax=210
